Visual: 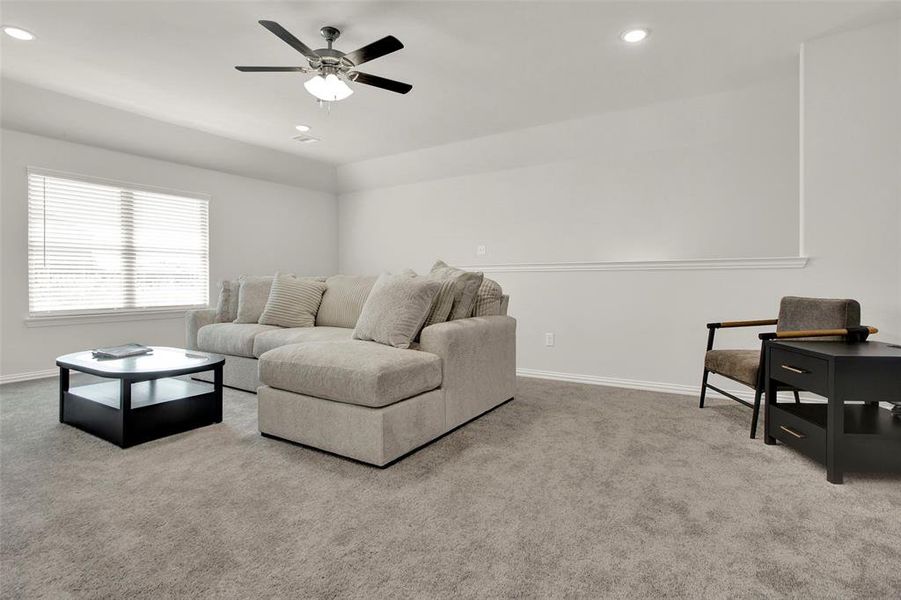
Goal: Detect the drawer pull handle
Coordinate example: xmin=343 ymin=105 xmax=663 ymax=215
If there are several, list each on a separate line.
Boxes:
xmin=781 ymin=364 xmax=809 ymax=375
xmin=779 ymin=425 xmax=807 ymax=439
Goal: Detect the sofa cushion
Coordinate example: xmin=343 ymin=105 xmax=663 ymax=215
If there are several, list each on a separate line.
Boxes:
xmin=353 ymin=273 xmax=442 ymax=349
xmin=252 ymin=326 xmax=354 ymax=358
xmin=197 ymin=323 xmax=279 ymax=357
xmin=259 ymin=340 xmax=442 ymax=408
xmin=316 ymin=275 xmax=378 ymax=328
xmin=258 ymin=273 xmax=327 ymax=328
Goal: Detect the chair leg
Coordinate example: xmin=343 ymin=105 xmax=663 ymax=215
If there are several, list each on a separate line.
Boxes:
xmin=750 ymin=388 xmax=763 ymax=439
xmin=699 ymin=369 xmax=710 ymax=408
xmin=793 ymin=390 xmax=801 ymax=404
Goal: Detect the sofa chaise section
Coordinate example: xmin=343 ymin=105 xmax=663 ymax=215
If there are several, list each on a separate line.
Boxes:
xmin=257 ymin=316 xmax=516 ymax=466
xmin=258 ymin=340 xmax=442 ymax=407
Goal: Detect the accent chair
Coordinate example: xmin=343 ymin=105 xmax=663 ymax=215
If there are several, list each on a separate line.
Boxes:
xmin=699 ymin=296 xmax=876 ymax=438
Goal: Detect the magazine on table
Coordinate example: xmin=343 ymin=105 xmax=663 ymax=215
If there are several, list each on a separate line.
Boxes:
xmin=91 ymin=343 xmax=153 ymax=360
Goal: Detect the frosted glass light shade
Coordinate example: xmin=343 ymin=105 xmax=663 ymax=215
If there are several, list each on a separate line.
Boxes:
xmin=304 ymin=73 xmax=354 ymax=102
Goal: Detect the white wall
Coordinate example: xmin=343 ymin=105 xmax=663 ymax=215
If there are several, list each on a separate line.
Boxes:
xmin=338 ymin=20 xmax=900 ymax=394
xmin=0 ymin=129 xmax=338 ymax=378
xmin=339 ymin=77 xmax=801 ymax=267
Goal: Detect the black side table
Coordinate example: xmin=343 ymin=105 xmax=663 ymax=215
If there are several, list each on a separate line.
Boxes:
xmin=764 ymin=340 xmax=901 ymax=484
xmin=57 ymin=347 xmax=225 ymax=448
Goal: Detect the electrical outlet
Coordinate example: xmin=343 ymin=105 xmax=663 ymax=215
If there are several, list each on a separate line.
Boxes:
xmin=545 ymin=333 xmax=555 ymax=347
xmin=476 ymin=244 xmax=487 ymax=256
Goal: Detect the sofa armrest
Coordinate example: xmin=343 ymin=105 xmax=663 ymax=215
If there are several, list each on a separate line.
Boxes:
xmin=185 ymin=308 xmax=218 ymax=350
xmin=419 ymin=316 xmax=516 ymax=429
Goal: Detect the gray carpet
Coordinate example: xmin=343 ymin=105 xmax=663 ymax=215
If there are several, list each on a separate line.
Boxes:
xmin=1 ymin=375 xmax=899 ymax=599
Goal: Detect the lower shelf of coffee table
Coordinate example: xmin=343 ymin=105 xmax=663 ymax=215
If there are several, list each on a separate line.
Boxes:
xmin=63 ymin=377 xmax=219 ymax=448
xmin=70 ymin=378 xmax=212 ymax=409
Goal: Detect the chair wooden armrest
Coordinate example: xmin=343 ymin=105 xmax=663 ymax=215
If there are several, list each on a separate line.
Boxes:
xmin=759 ymin=326 xmax=877 ymax=341
xmin=707 ymin=319 xmax=778 ymax=329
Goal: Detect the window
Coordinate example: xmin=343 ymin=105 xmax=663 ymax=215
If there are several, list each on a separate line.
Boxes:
xmin=27 ymin=169 xmax=209 ymax=318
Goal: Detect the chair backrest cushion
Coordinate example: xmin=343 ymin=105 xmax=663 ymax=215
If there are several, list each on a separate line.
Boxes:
xmin=777 ymin=296 xmax=860 ymax=336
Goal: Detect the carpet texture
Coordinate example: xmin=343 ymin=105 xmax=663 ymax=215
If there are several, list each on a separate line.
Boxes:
xmin=1 ymin=375 xmax=899 ymax=599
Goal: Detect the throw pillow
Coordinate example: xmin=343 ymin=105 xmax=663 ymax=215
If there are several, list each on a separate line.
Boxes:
xmin=429 ymin=260 xmax=483 ymax=320
xmin=472 ymin=277 xmax=504 ymax=316
xmin=234 ymin=275 xmax=274 ymax=323
xmin=214 ymin=279 xmax=239 ymax=323
xmin=353 ymin=273 xmax=442 ymax=349
xmin=258 ymin=272 xmax=327 ymax=328
xmin=399 ymin=268 xmax=455 ymax=333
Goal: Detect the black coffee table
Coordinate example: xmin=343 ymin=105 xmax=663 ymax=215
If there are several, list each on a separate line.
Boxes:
xmin=56 ymin=346 xmax=225 ymax=448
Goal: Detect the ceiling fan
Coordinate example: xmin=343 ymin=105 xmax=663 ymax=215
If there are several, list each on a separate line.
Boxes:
xmin=236 ymin=20 xmax=412 ymax=103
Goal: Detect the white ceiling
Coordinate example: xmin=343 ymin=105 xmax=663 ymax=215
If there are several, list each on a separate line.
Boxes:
xmin=1 ymin=1 xmax=898 ymax=165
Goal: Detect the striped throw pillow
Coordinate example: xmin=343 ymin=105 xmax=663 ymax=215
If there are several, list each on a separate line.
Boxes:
xmin=422 ymin=277 xmax=458 ymax=328
xmin=258 ymin=273 xmax=327 ymax=328
xmin=471 ymin=277 xmax=504 ymax=316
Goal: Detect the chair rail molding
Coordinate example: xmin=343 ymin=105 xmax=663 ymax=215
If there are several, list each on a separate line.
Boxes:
xmin=457 ymin=256 xmax=808 ymax=274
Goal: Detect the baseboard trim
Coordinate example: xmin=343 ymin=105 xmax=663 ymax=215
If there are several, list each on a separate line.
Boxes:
xmin=516 ymin=368 xmax=758 ymax=402
xmin=0 ymin=368 xmax=59 ymax=385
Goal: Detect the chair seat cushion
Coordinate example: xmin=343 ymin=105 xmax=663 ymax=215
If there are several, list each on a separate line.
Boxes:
xmin=705 ymin=349 xmax=760 ymax=387
xmin=197 ymin=323 xmax=279 ymax=357
xmin=252 ymin=326 xmax=355 ymax=358
xmin=259 ymin=340 xmax=442 ymax=408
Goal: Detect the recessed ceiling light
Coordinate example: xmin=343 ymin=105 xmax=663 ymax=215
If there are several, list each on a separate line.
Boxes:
xmin=293 ymin=134 xmax=320 ymax=144
xmin=295 ymin=124 xmax=311 ymax=132
xmin=2 ymin=26 xmax=36 ymax=41
xmin=620 ymin=29 xmax=649 ymax=44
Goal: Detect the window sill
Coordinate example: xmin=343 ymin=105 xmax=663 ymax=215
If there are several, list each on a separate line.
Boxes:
xmin=24 ymin=307 xmax=204 ymax=328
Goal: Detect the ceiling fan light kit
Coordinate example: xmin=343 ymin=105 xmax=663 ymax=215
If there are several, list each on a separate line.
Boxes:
xmin=236 ymin=20 xmax=412 ymax=105
xmin=304 ymin=73 xmax=354 ymax=102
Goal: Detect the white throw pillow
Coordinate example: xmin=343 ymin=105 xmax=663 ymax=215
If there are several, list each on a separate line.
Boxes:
xmin=234 ymin=275 xmax=274 ymax=324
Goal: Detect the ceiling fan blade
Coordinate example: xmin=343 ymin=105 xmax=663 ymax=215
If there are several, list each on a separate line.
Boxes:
xmin=350 ymin=71 xmax=412 ymax=94
xmin=235 ymin=66 xmax=308 ymax=72
xmin=258 ymin=20 xmax=319 ymax=61
xmin=343 ymin=36 xmax=404 ymax=66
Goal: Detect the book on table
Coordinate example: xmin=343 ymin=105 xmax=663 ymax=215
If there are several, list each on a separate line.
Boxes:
xmin=91 ymin=344 xmax=153 ymax=359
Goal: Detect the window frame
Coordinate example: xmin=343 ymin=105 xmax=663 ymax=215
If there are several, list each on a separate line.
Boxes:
xmin=25 ymin=167 xmax=211 ymax=324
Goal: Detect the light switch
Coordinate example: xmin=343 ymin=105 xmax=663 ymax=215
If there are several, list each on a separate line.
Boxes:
xmin=476 ymin=245 xmax=487 ymax=256
xmin=545 ymin=333 xmax=555 ymax=347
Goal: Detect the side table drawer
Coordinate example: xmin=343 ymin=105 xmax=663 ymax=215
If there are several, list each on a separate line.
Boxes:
xmin=769 ymin=347 xmax=828 ymax=395
xmin=769 ymin=406 xmax=826 ymax=464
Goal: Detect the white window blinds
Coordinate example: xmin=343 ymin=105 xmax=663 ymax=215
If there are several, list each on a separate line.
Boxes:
xmin=27 ymin=169 xmax=209 ymax=316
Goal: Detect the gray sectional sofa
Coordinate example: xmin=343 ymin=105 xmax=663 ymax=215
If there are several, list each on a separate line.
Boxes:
xmin=185 ymin=274 xmax=516 ymax=466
